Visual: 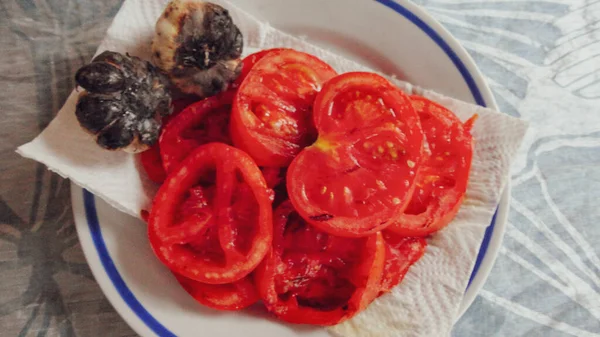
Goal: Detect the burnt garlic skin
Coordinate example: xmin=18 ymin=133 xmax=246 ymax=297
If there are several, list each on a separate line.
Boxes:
xmin=152 ymin=0 xmax=243 ymax=97
xmin=74 ymin=51 xmax=172 ymax=152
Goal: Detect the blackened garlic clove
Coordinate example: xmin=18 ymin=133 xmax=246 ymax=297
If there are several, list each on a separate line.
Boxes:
xmin=137 ymin=118 xmax=161 ymax=145
xmin=170 ymin=59 xmax=240 ymax=97
xmin=92 ymin=50 xmax=127 ymax=64
xmin=96 ymin=118 xmax=135 ymax=151
xmin=75 ymin=62 xmax=125 ymax=94
xmin=152 ymin=0 xmax=243 ymax=97
xmin=75 ymin=93 xmax=122 ymax=134
xmin=73 ymin=50 xmax=173 ymax=153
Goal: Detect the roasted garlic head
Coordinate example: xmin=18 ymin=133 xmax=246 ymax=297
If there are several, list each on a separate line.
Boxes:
xmin=152 ymin=0 xmax=243 ymax=97
xmin=74 ymin=51 xmax=172 ymax=153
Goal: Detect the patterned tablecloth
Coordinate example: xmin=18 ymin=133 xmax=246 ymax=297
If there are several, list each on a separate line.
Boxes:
xmin=1 ymin=0 xmax=599 ymax=336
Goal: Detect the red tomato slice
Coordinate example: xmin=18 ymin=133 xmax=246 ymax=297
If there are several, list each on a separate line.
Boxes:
xmin=255 ymin=201 xmax=385 ymax=325
xmin=140 ymin=143 xmax=167 ymax=184
xmin=313 ymin=73 xmax=415 ymax=135
xmin=387 ymin=95 xmax=475 ymax=236
xmin=148 ymin=143 xmax=273 ymax=284
xmin=232 ymin=48 xmax=285 ymax=89
xmin=170 ymin=95 xmax=202 ymax=119
xmin=379 ymin=232 xmax=426 ymax=295
xmin=139 ymin=97 xmax=202 ymax=183
xmin=261 ymin=166 xmax=284 ymax=189
xmin=231 ymin=49 xmax=338 ymax=167
xmin=174 ymin=273 xmax=259 ymax=311
xmin=260 ymin=166 xmax=288 ymax=209
xmin=159 ymin=92 xmax=233 ymax=173
xmin=287 ymin=72 xmax=424 ymax=237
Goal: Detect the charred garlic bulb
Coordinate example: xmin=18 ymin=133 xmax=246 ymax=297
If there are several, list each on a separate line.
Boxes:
xmin=74 ymin=51 xmax=172 ymax=153
xmin=152 ymin=0 xmax=243 ymax=97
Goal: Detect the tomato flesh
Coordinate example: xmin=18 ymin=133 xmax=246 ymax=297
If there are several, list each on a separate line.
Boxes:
xmin=140 ymin=143 xmax=167 ymax=183
xmin=148 ymin=143 xmax=273 ymax=284
xmin=232 ymin=48 xmax=285 ymax=89
xmin=288 ymin=72 xmax=423 ymax=237
xmin=159 ymin=92 xmax=233 ymax=173
xmin=174 ymin=273 xmax=259 ymax=311
xmin=314 ymin=76 xmax=415 ymax=135
xmin=139 ymin=97 xmax=203 ymax=183
xmin=231 ymin=49 xmax=337 ymax=167
xmin=255 ymin=201 xmax=385 ymax=325
xmin=379 ymin=232 xmax=426 ymax=294
xmin=387 ymin=95 xmax=474 ymax=236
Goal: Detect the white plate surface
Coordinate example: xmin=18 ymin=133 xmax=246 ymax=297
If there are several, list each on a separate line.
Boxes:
xmin=71 ymin=0 xmax=508 ymax=336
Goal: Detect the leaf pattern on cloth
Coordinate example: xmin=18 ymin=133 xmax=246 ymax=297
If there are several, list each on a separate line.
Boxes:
xmin=0 ymin=0 xmax=599 ymax=336
xmin=0 ymin=0 xmax=136 ymax=336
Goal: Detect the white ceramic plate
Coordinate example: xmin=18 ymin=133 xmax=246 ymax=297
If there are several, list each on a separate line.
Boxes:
xmin=71 ymin=0 xmax=509 ymax=336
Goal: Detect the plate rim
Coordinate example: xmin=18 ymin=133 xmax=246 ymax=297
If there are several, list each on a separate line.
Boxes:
xmin=71 ymin=0 xmax=509 ymax=335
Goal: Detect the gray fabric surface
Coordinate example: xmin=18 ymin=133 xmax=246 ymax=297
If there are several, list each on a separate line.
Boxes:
xmin=1 ymin=0 xmax=599 ymax=336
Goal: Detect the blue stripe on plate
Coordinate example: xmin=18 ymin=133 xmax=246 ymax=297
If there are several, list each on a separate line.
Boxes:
xmin=84 ymin=190 xmax=176 ymax=337
xmin=375 ymin=0 xmax=486 ymax=107
xmin=84 ymin=1 xmax=496 ymax=335
xmin=468 ymin=209 xmax=498 ymax=288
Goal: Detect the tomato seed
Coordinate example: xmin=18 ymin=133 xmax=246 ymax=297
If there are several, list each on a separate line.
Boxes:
xmin=343 ymin=187 xmax=353 ymax=204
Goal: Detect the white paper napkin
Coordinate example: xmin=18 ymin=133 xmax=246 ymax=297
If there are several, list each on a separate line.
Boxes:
xmin=16 ymin=0 xmax=527 ymax=336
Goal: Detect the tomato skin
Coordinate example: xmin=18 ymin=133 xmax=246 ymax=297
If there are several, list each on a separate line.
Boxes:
xmin=312 ymin=72 xmax=416 ymax=135
xmin=255 ymin=201 xmax=385 ymax=326
xmin=287 ymin=72 xmax=423 ymax=238
xmin=261 ymin=166 xmax=284 ymax=189
xmin=156 ymin=51 xmax=285 ymax=175
xmin=387 ymin=95 xmax=474 ymax=237
xmin=379 ymin=233 xmax=426 ymax=295
xmin=231 ymin=49 xmax=338 ymax=167
xmin=140 ymin=143 xmax=167 ymax=183
xmin=463 ymin=114 xmax=478 ymax=132
xmin=230 ymin=106 xmax=295 ymax=167
xmin=174 ymin=273 xmax=259 ymax=311
xmin=171 ymin=95 xmax=202 ymax=119
xmin=148 ymin=143 xmax=273 ymax=284
xmin=232 ymin=49 xmax=285 ymax=89
xmin=260 ymin=166 xmax=288 ymax=209
xmin=139 ymin=97 xmax=202 ymax=183
xmin=159 ymin=92 xmax=234 ymax=173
